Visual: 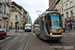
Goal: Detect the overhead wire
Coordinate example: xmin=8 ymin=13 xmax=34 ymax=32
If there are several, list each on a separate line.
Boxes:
xmin=38 ymin=0 xmax=45 ymax=10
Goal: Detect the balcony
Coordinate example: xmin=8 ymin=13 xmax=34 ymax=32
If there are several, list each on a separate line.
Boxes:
xmin=65 ymin=17 xmax=74 ymax=22
xmin=2 ymin=13 xmax=10 ymax=19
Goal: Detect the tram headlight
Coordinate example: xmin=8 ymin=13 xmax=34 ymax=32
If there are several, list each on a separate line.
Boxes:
xmin=39 ymin=29 xmax=40 ymax=30
xmin=50 ymin=33 xmax=52 ymax=35
xmin=62 ymin=33 xmax=63 ymax=35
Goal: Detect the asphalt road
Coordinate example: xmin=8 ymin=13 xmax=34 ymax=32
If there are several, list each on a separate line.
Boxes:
xmin=0 ymin=30 xmax=31 ymax=50
xmin=25 ymin=31 xmax=75 ymax=50
xmin=0 ymin=30 xmax=75 ymax=50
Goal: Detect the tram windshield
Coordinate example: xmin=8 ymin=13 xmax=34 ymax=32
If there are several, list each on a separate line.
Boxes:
xmin=35 ymin=24 xmax=40 ymax=29
xmin=48 ymin=13 xmax=63 ymax=30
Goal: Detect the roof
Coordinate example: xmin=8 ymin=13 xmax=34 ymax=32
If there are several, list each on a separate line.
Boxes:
xmin=11 ymin=1 xmax=22 ymax=9
xmin=11 ymin=1 xmax=27 ymax=14
xmin=34 ymin=10 xmax=60 ymax=22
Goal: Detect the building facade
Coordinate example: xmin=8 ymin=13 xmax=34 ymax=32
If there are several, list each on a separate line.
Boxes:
xmin=56 ymin=0 xmax=75 ymax=30
xmin=63 ymin=0 xmax=75 ymax=30
xmin=56 ymin=0 xmax=65 ymax=28
xmin=10 ymin=2 xmax=27 ymax=29
xmin=49 ymin=0 xmax=56 ymax=10
xmin=29 ymin=16 xmax=32 ymax=24
xmin=49 ymin=0 xmax=60 ymax=10
xmin=0 ymin=0 xmax=11 ymax=31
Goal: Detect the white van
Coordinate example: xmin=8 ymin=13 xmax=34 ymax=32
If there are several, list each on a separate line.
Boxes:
xmin=25 ymin=24 xmax=31 ymax=32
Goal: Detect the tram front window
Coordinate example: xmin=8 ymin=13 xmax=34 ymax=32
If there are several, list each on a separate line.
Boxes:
xmin=48 ymin=14 xmax=63 ymax=30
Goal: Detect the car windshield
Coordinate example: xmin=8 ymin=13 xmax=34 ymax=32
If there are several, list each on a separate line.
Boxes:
xmin=25 ymin=26 xmax=31 ymax=28
xmin=35 ymin=26 xmax=40 ymax=28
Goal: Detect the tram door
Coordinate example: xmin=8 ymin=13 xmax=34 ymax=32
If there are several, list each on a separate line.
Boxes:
xmin=40 ymin=18 xmax=44 ymax=31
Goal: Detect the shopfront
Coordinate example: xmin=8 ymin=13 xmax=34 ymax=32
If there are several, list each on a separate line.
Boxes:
xmin=66 ymin=21 xmax=75 ymax=30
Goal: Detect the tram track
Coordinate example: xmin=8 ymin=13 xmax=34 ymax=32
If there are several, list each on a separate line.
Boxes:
xmin=44 ymin=37 xmax=75 ymax=50
xmin=46 ymin=40 xmax=75 ymax=50
xmin=64 ymin=35 xmax=75 ymax=39
xmin=62 ymin=38 xmax=75 ymax=45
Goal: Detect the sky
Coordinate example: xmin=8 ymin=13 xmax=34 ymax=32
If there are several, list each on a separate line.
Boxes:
xmin=12 ymin=0 xmax=49 ymax=23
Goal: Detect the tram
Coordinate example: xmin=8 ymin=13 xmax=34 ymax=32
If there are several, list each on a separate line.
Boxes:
xmin=33 ymin=10 xmax=64 ymax=40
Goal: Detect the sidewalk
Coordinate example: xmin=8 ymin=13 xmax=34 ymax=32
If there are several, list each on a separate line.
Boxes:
xmin=64 ymin=30 xmax=75 ymax=33
xmin=7 ymin=29 xmax=24 ymax=36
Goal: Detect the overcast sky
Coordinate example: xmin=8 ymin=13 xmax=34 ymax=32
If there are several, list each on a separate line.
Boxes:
xmin=12 ymin=0 xmax=49 ymax=23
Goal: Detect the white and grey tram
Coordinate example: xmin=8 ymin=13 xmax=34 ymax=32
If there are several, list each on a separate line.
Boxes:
xmin=33 ymin=10 xmax=64 ymax=40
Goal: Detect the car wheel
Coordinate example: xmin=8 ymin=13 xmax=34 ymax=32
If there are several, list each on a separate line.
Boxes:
xmin=3 ymin=35 xmax=6 ymax=39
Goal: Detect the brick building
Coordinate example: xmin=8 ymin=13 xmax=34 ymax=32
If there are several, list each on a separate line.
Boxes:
xmin=49 ymin=0 xmax=60 ymax=10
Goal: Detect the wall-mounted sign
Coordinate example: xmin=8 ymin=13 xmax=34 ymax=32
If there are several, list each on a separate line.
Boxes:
xmin=3 ymin=20 xmax=6 ymax=23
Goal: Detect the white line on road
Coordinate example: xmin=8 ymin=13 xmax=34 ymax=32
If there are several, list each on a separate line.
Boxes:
xmin=0 ymin=37 xmax=11 ymax=43
xmin=17 ymin=34 xmax=21 ymax=36
xmin=5 ymin=37 xmax=21 ymax=50
xmin=23 ymin=34 xmax=26 ymax=35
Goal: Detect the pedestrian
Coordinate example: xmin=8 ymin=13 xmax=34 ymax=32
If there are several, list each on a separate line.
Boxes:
xmin=18 ymin=26 xmax=19 ymax=31
xmin=70 ymin=22 xmax=72 ymax=30
xmin=67 ymin=24 xmax=70 ymax=32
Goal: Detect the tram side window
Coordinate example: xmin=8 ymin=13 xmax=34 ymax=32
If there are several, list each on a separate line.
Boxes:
xmin=41 ymin=20 xmax=44 ymax=31
xmin=47 ymin=14 xmax=51 ymax=28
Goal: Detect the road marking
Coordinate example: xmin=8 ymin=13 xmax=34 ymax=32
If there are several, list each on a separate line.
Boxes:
xmin=32 ymin=33 xmax=36 ymax=36
xmin=19 ymin=37 xmax=25 ymax=43
xmin=23 ymin=34 xmax=26 ymax=35
xmin=17 ymin=34 xmax=21 ymax=36
xmin=6 ymin=37 xmax=21 ymax=50
xmin=0 ymin=37 xmax=11 ymax=43
xmin=14 ymin=37 xmax=19 ymax=39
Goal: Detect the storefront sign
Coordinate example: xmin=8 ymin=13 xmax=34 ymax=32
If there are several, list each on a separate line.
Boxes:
xmin=3 ymin=20 xmax=6 ymax=23
xmin=66 ymin=21 xmax=75 ymax=24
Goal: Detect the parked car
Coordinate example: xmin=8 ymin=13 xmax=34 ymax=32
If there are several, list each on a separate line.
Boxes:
xmin=0 ymin=29 xmax=7 ymax=39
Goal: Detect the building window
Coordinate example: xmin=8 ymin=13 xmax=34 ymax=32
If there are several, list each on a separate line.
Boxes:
xmin=15 ymin=15 xmax=17 ymax=20
xmin=4 ymin=5 xmax=6 ymax=14
xmin=70 ymin=10 xmax=73 ymax=17
xmin=66 ymin=12 xmax=68 ymax=18
xmin=0 ymin=4 xmax=2 ymax=13
xmin=0 ymin=4 xmax=2 ymax=8
xmin=65 ymin=4 xmax=68 ymax=9
xmin=65 ymin=0 xmax=68 ymax=2
xmin=0 ymin=25 xmax=1 ymax=28
xmin=70 ymin=1 xmax=73 ymax=7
